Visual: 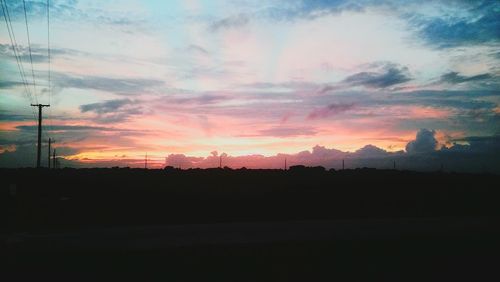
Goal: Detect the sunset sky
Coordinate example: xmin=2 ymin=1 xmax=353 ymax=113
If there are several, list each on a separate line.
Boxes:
xmin=1 ymin=0 xmax=499 ymax=170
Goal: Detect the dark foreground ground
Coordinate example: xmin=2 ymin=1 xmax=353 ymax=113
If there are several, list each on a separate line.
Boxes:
xmin=1 ymin=167 xmax=499 ymax=280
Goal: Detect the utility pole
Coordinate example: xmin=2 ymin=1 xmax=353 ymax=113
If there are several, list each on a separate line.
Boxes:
xmin=342 ymin=159 xmax=345 ymax=170
xmin=284 ymin=157 xmax=287 ymax=170
xmin=219 ymin=155 xmax=222 ymax=168
xmin=48 ymin=138 xmax=52 ymax=169
xmin=53 ymin=149 xmax=56 ymax=169
xmin=145 ymin=153 xmax=148 ymax=169
xmin=31 ymin=104 xmax=50 ymax=168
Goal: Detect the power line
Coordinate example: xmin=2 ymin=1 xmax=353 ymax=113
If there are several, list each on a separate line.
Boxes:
xmin=23 ymin=0 xmax=52 ymax=146
xmin=2 ymin=0 xmax=51 ymax=167
xmin=1 ymin=0 xmax=37 ymax=121
xmin=22 ymin=0 xmax=38 ymax=104
xmin=1 ymin=0 xmax=32 ymax=103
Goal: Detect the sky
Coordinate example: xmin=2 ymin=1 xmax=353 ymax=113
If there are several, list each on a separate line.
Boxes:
xmin=0 ymin=0 xmax=499 ymax=172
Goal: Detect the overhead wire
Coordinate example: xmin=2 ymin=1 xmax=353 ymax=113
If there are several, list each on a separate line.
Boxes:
xmin=23 ymin=0 xmax=52 ymax=145
xmin=0 ymin=0 xmax=37 ymax=122
xmin=2 ymin=0 xmax=56 ymax=166
xmin=22 ymin=0 xmax=38 ymax=104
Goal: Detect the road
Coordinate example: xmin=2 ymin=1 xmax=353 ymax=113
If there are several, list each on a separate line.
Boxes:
xmin=5 ymin=216 xmax=498 ymax=252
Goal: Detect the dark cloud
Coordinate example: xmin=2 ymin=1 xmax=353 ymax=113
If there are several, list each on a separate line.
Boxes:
xmin=205 ymin=0 xmax=362 ymax=33
xmin=400 ymin=89 xmax=498 ymax=99
xmin=385 ymin=90 xmax=498 ymax=111
xmin=0 ymin=144 xmax=41 ymax=167
xmin=0 ymin=43 xmax=48 ymax=64
xmin=0 ymin=120 xmax=149 ymax=168
xmin=1 ymin=0 xmax=143 ymax=29
xmin=307 ymin=103 xmax=355 ymax=119
xmin=0 ymin=123 xmax=145 ymax=166
xmin=439 ymin=72 xmax=493 ymax=84
xmin=79 ymin=99 xmax=143 ymax=123
xmin=0 ymin=142 xmax=84 ymax=168
xmin=1 ymin=0 xmax=60 ymax=20
xmin=209 ymin=14 xmax=250 ymax=31
xmin=448 ymin=135 xmax=500 ymax=153
xmin=353 ymin=144 xmax=390 ymax=158
xmin=342 ymin=63 xmax=411 ymax=89
xmin=264 ymin=0 xmax=500 ymax=49
xmin=211 ymin=0 xmax=499 ymax=50
xmin=0 ymin=112 xmax=33 ymax=121
xmin=0 ymin=80 xmax=25 ymax=89
xmin=411 ymin=1 xmax=500 ymax=48
xmin=405 ymin=129 xmax=438 ymax=154
xmin=80 ymin=99 xmax=133 ymax=114
xmin=0 ymin=43 xmax=87 ymax=63
xmin=297 ymin=0 xmax=364 ymax=17
xmin=312 ymin=63 xmax=411 ymax=94
xmin=260 ymin=0 xmax=364 ymax=22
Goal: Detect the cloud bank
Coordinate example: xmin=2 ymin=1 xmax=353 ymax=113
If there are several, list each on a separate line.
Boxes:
xmin=154 ymin=129 xmax=499 ymax=173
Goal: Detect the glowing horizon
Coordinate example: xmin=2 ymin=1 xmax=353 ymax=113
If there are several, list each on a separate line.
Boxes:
xmin=1 ymin=0 xmax=499 ymax=171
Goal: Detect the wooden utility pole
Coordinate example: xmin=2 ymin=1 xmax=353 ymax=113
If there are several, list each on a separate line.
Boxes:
xmin=31 ymin=104 xmax=50 ymax=168
xmin=284 ymin=157 xmax=287 ymax=170
xmin=342 ymin=159 xmax=345 ymax=170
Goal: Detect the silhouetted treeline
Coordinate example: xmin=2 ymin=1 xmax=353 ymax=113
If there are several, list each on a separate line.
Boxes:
xmin=2 ymin=167 xmax=499 ymax=232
